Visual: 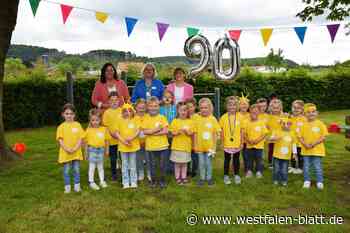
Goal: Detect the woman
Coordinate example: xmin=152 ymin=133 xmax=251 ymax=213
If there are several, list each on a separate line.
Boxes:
xmin=131 ymin=63 xmax=164 ymax=103
xmin=166 ymin=67 xmax=193 ymax=104
xmin=91 ymin=63 xmax=129 ymax=111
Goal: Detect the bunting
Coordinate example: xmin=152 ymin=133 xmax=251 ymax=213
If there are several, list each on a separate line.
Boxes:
xmin=29 ymin=0 xmax=41 ymax=16
xmin=60 ymin=4 xmax=73 ymax=24
xmin=327 ymin=24 xmax=340 ymax=43
xmin=228 ymin=30 xmax=242 ymax=42
xmin=294 ymin=26 xmax=307 ymax=44
xmin=187 ymin=27 xmax=200 ymax=37
xmin=260 ymin=28 xmax=273 ymax=46
xmin=95 ymin=12 xmax=108 ymax=23
xmin=125 ymin=17 xmax=138 ymax=37
xmin=156 ymin=22 xmax=169 ymax=42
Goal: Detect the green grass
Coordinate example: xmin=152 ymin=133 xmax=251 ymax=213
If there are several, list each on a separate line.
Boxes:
xmin=1 ymin=110 xmax=350 ymax=233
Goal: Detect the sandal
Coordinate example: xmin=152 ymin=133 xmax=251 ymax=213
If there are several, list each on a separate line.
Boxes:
xmin=182 ymin=178 xmax=189 ymax=184
xmin=176 ymin=178 xmax=182 ymax=184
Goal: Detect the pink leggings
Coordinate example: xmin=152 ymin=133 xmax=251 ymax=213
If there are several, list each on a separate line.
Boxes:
xmin=174 ymin=163 xmax=188 ymax=179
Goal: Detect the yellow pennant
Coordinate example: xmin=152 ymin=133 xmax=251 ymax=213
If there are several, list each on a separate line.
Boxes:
xmin=95 ymin=11 xmax=108 ymax=23
xmin=260 ymin=28 xmax=273 ymax=46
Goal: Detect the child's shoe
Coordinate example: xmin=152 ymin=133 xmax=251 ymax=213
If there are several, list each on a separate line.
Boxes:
xmin=294 ymin=168 xmax=303 ymax=174
xmin=316 ymin=182 xmax=324 ymax=190
xmin=64 ymin=185 xmax=71 ymax=194
xmin=223 ymin=175 xmax=231 ymax=185
xmin=268 ymin=164 xmax=273 ymax=170
xmin=281 ymin=182 xmax=287 ymax=186
xmin=123 ymin=183 xmax=130 ymax=189
xmin=130 ymin=183 xmax=138 ymax=188
xmin=74 ymin=183 xmax=81 ymax=192
xmin=288 ymin=167 xmax=295 ymax=174
xmin=234 ymin=175 xmax=241 ymax=184
xmin=159 ymin=181 xmax=167 ymax=189
xmin=149 ymin=180 xmax=156 ymax=188
xmin=245 ymin=171 xmax=253 ymax=178
xmin=90 ymin=182 xmax=100 ymax=190
xmin=273 ymin=181 xmax=278 ymax=185
xmin=100 ymin=181 xmax=108 ymax=188
xmin=256 ymin=171 xmax=263 ymax=179
xmin=207 ymin=179 xmax=215 ymax=186
xmin=138 ymin=174 xmax=145 ymax=181
xmin=197 ymin=180 xmax=205 ymax=186
xmin=303 ymin=181 xmax=311 ymax=189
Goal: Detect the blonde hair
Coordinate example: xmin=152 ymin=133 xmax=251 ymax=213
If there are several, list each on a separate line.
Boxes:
xmin=147 ymin=96 xmax=160 ymax=105
xmin=135 ymin=98 xmax=147 ymax=107
xmin=162 ymin=89 xmax=174 ymax=105
xmin=141 ymin=63 xmax=157 ymax=78
xmin=198 ymin=98 xmax=214 ymax=113
xmin=88 ymin=108 xmax=101 ymax=127
xmin=249 ymin=104 xmax=259 ymax=112
xmin=268 ymin=98 xmax=283 ymax=114
xmin=292 ymin=100 xmax=304 ymax=107
xmin=225 ymin=96 xmax=239 ymax=108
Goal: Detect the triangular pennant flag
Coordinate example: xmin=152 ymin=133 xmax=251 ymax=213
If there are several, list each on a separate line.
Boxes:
xmin=187 ymin=27 xmax=199 ymax=37
xmin=60 ymin=4 xmax=73 ymax=24
xmin=327 ymin=24 xmax=340 ymax=43
xmin=156 ymin=22 xmax=169 ymax=42
xmin=95 ymin=12 xmax=108 ymax=23
xmin=294 ymin=26 xmax=307 ymax=44
xmin=29 ymin=0 xmax=41 ymax=16
xmin=260 ymin=28 xmax=273 ymax=46
xmin=125 ymin=17 xmax=138 ymax=37
xmin=228 ymin=30 xmax=242 ymax=42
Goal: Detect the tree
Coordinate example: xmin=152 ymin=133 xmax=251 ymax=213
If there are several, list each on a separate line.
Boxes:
xmin=4 ymin=58 xmax=26 ymax=78
xmin=265 ymin=48 xmax=285 ymax=72
xmin=297 ymin=0 xmax=350 ymax=34
xmin=0 ymin=0 xmax=20 ymax=161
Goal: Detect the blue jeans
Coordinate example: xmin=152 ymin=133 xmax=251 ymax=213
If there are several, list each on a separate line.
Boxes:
xmin=247 ymin=148 xmax=263 ymax=173
xmin=191 ymin=152 xmax=198 ymax=175
xmin=63 ymin=160 xmax=80 ymax=185
xmin=273 ymin=158 xmax=289 ymax=183
xmin=198 ymin=152 xmax=213 ymax=181
xmin=303 ymin=156 xmax=323 ymax=183
xmin=242 ymin=144 xmax=249 ymax=172
xmin=109 ymin=145 xmax=118 ymax=178
xmin=148 ymin=150 xmax=167 ymax=183
xmin=137 ymin=147 xmax=151 ymax=178
xmin=121 ymin=152 xmax=137 ymax=186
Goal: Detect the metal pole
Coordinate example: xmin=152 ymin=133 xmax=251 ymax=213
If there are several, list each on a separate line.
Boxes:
xmin=66 ymin=71 xmax=74 ymax=105
xmin=214 ymin=87 xmax=220 ymax=119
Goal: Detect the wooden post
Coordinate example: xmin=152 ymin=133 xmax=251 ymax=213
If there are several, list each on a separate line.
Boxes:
xmin=66 ymin=71 xmax=74 ymax=105
xmin=214 ymin=87 xmax=220 ymax=119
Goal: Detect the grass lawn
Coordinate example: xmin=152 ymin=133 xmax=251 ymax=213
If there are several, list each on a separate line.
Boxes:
xmin=1 ymin=110 xmax=350 ymax=233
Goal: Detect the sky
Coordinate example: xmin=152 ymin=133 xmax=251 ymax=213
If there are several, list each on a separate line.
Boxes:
xmin=11 ymin=0 xmax=350 ymax=65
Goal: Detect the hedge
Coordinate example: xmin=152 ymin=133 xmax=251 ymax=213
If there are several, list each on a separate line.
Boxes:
xmin=4 ymin=68 xmax=350 ymax=130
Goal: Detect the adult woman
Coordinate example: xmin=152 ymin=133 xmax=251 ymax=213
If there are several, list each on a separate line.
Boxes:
xmin=131 ymin=63 xmax=164 ymax=103
xmin=91 ymin=63 xmax=129 ymax=111
xmin=166 ymin=67 xmax=193 ymax=104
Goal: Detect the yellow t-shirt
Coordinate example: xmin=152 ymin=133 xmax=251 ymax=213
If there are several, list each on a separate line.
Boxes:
xmin=273 ymin=130 xmax=296 ymax=160
xmin=102 ymin=108 xmax=122 ymax=145
xmin=194 ymin=115 xmax=221 ymax=152
xmin=219 ymin=113 xmax=243 ymax=149
xmin=245 ymin=119 xmax=268 ymax=149
xmin=56 ymin=121 xmax=84 ymax=164
xmin=116 ymin=117 xmax=140 ymax=153
xmin=190 ymin=113 xmax=200 ymax=121
xmin=142 ymin=114 xmax=169 ymax=151
xmin=84 ymin=126 xmax=111 ymax=148
xmin=267 ymin=114 xmax=283 ymax=137
xmin=290 ymin=115 xmax=307 ymax=147
xmin=134 ymin=114 xmax=148 ymax=145
xmin=258 ymin=113 xmax=269 ymax=125
xmin=169 ymin=118 xmax=194 ymax=153
xmin=299 ymin=119 xmax=328 ymax=156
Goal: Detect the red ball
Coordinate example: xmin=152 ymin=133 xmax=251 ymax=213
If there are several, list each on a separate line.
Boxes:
xmin=13 ymin=142 xmax=26 ymax=154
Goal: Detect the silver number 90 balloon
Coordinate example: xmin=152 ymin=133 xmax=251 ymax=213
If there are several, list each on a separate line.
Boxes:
xmin=184 ymin=34 xmax=240 ymax=80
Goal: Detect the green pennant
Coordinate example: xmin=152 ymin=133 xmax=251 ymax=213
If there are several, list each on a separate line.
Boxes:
xmin=187 ymin=27 xmax=199 ymax=37
xmin=29 ymin=0 xmax=41 ymax=16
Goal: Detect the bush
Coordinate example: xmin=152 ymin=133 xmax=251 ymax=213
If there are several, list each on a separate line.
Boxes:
xmin=3 ymin=69 xmax=350 ymax=130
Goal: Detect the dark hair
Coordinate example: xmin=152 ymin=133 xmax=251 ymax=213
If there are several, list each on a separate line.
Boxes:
xmin=62 ymin=103 xmax=76 ymax=113
xmin=100 ymin=63 xmax=118 ymax=83
xmin=109 ymin=91 xmax=118 ymax=98
xmin=176 ymin=101 xmax=188 ymax=118
xmin=185 ymin=98 xmax=197 ymax=105
xmin=173 ymin=67 xmax=187 ymax=78
xmin=256 ymin=98 xmax=268 ymax=104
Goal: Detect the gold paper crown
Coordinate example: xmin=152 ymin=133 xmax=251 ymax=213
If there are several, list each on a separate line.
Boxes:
xmin=239 ymin=93 xmax=250 ymax=104
xmin=121 ymin=103 xmax=135 ymax=112
xmin=304 ymin=103 xmax=317 ymax=113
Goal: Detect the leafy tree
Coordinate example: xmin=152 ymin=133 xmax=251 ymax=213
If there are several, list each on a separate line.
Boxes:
xmin=4 ymin=58 xmax=26 ymax=78
xmin=265 ymin=48 xmax=285 ymax=72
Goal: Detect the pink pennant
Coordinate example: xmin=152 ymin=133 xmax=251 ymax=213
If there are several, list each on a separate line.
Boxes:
xmin=60 ymin=4 xmax=73 ymax=24
xmin=228 ymin=30 xmax=242 ymax=42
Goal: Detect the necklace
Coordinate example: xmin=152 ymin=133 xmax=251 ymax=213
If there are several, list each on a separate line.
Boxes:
xmin=228 ymin=112 xmax=237 ymax=142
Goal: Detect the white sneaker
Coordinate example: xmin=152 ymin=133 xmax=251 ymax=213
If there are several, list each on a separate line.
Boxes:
xmin=64 ymin=185 xmax=71 ymax=194
xmin=89 ymin=182 xmax=100 ymax=190
xmin=123 ymin=184 xmax=130 ymax=189
xmin=303 ymin=181 xmax=311 ymax=189
xmin=100 ymin=181 xmax=108 ymax=188
xmin=288 ymin=167 xmax=295 ymax=174
xmin=256 ymin=171 xmax=263 ymax=179
xmin=147 ymin=174 xmax=152 ymax=182
xmin=316 ymin=182 xmax=324 ymax=190
xmin=224 ymin=175 xmax=232 ymax=185
xmin=138 ymin=174 xmax=145 ymax=181
xmin=234 ymin=175 xmax=241 ymax=184
xmin=245 ymin=171 xmax=253 ymax=178
xmin=273 ymin=181 xmax=278 ymax=185
xmin=130 ymin=183 xmax=138 ymax=188
xmin=281 ymin=182 xmax=287 ymax=186
xmin=74 ymin=183 xmax=81 ymax=192
xmin=294 ymin=168 xmax=303 ymax=174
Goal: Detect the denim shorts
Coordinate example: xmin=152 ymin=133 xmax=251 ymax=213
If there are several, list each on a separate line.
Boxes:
xmin=88 ymin=146 xmax=104 ymax=163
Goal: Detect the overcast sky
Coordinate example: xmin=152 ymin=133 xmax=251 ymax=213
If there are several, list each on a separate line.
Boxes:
xmin=11 ymin=0 xmax=350 ymax=65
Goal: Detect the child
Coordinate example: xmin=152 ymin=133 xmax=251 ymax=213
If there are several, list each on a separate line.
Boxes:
xmin=143 ymin=97 xmax=169 ymax=188
xmin=134 ymin=98 xmax=150 ymax=181
xmin=102 ymin=91 xmax=122 ymax=181
xmin=298 ymin=103 xmax=328 ymax=190
xmin=256 ymin=98 xmax=269 ymax=124
xmin=245 ymin=104 xmax=268 ymax=178
xmin=186 ymin=98 xmax=200 ymax=177
xmin=194 ymin=98 xmax=221 ymax=186
xmin=56 ymin=103 xmax=84 ymax=193
xmin=266 ymin=99 xmax=284 ymax=169
xmin=113 ymin=104 xmax=140 ymax=189
xmin=169 ymin=102 xmax=194 ymax=184
xmin=270 ymin=117 xmax=297 ymax=186
xmin=219 ymin=96 xmax=244 ymax=185
xmin=289 ymin=100 xmax=306 ymax=174
xmin=239 ymin=93 xmax=250 ymax=174
xmin=84 ymin=109 xmax=110 ymax=190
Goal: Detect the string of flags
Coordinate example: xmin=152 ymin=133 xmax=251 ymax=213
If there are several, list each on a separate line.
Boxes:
xmin=29 ymin=0 xmax=346 ymax=46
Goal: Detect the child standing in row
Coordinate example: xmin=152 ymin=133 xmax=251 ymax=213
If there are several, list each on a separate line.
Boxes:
xmin=194 ymin=98 xmax=221 ymax=186
xmin=143 ymin=97 xmax=169 ymax=188
xmin=256 ymin=98 xmax=269 ymax=125
xmin=238 ymin=94 xmax=250 ymax=174
xmin=220 ymin=96 xmax=244 ymax=185
xmin=169 ymin=102 xmax=194 ymax=184
xmin=84 ymin=109 xmax=110 ymax=190
xmin=298 ymin=103 xmax=328 ymax=190
xmin=245 ymin=104 xmax=268 ymax=178
xmin=56 ymin=104 xmax=84 ymax=193
xmin=114 ymin=104 xmax=140 ymax=189
xmin=186 ymin=98 xmax=200 ymax=177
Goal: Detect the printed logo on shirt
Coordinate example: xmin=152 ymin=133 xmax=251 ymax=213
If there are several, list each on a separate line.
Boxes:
xmin=297 ymin=122 xmax=303 ymax=127
xmin=155 ymin=122 xmax=161 ymax=127
xmin=183 ymin=125 xmax=189 ymax=130
xmin=312 ymin=127 xmax=320 ymax=133
xmin=283 ymin=136 xmax=292 ymax=142
xmin=280 ymin=146 xmax=289 ymax=155
xmin=202 ymin=132 xmax=211 ymax=140
xmin=152 ymin=86 xmax=157 ymax=90
xmin=205 ymin=123 xmax=212 ymax=128
xmin=97 ymin=132 xmax=104 ymax=138
xmin=72 ymin=128 xmax=78 ymax=133
xmin=128 ymin=123 xmax=135 ymax=129
xmin=255 ymin=126 xmax=261 ymax=132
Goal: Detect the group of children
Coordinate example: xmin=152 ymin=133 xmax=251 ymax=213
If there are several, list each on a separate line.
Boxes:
xmin=57 ymin=90 xmax=328 ymax=193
